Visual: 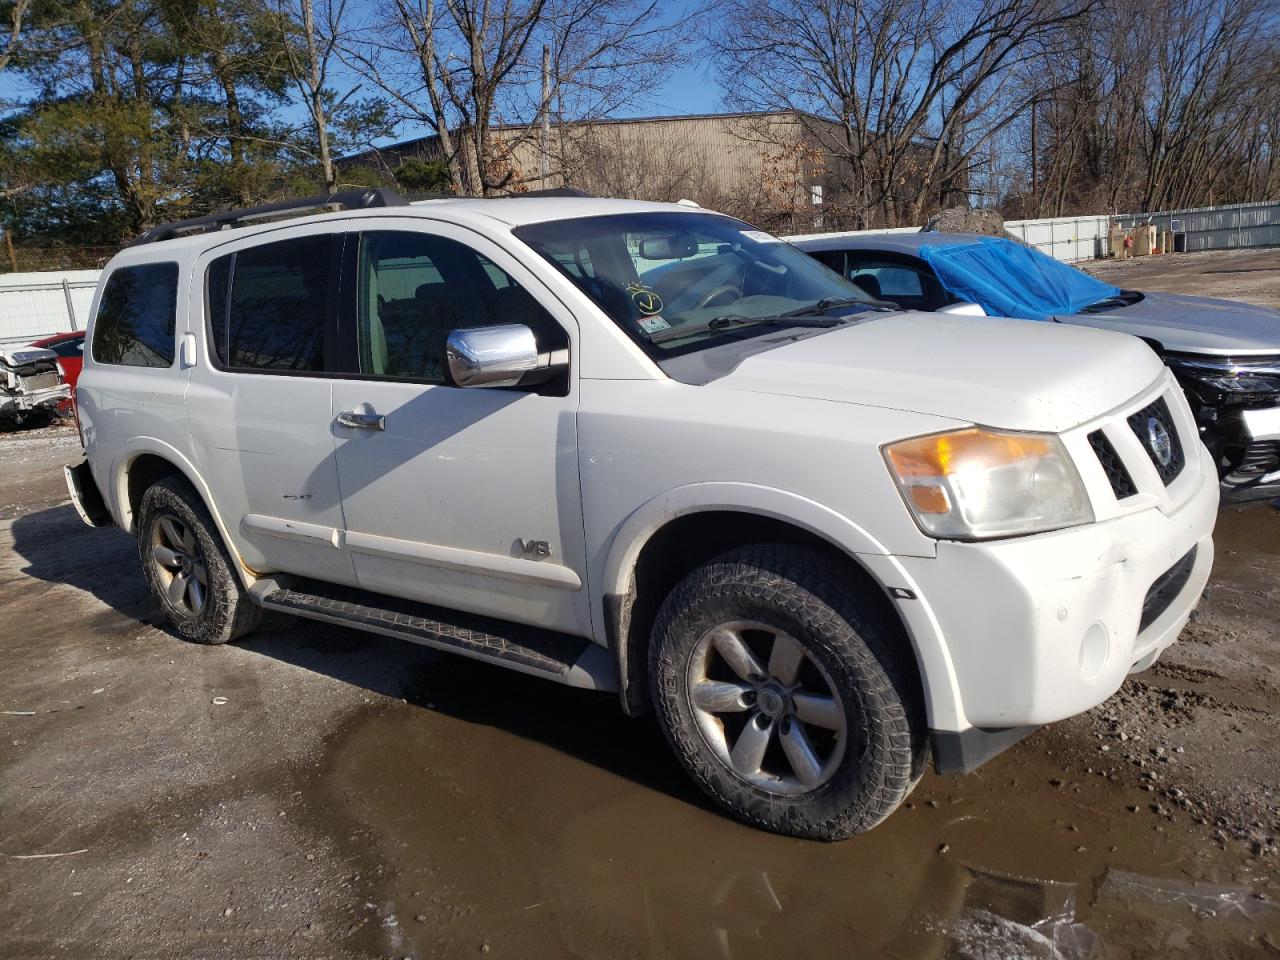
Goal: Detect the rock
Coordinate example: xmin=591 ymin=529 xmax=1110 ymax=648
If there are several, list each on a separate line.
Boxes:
xmin=920 ymin=206 xmax=1011 ymax=238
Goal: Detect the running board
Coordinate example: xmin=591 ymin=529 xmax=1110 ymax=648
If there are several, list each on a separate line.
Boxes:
xmin=249 ymin=577 xmax=617 ymax=692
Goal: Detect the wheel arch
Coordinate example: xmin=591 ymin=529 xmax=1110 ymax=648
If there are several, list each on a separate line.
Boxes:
xmin=111 ymin=441 xmax=254 ymax=589
xmin=597 ymin=483 xmax=963 ymax=729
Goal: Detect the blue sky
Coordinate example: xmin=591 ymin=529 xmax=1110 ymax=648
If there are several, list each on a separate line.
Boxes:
xmin=629 ymin=62 xmax=722 ymax=118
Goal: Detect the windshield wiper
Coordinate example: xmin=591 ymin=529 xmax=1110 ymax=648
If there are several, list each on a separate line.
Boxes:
xmin=648 ymin=313 xmax=844 ymax=344
xmin=779 ymin=296 xmax=900 ymax=317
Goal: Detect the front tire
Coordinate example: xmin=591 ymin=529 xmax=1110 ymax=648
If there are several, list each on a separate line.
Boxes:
xmin=137 ymin=477 xmax=261 ymax=645
xmin=649 ymin=544 xmax=924 ymax=840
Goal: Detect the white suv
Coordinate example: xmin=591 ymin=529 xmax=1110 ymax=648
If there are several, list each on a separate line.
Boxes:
xmin=65 ymin=189 xmax=1218 ymax=839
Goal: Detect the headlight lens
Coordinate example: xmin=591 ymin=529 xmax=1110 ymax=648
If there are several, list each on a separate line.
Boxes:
xmin=884 ymin=427 xmax=1094 ymax=540
xmin=1168 ymin=357 xmax=1280 ymax=397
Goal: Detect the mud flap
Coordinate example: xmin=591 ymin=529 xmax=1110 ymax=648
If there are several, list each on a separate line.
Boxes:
xmin=64 ymin=461 xmax=113 ymax=528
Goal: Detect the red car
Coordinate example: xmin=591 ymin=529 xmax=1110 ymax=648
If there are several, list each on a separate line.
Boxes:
xmin=30 ymin=330 xmax=85 ymax=412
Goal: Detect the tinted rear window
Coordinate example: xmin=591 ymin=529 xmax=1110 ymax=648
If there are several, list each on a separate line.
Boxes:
xmin=91 ymin=264 xmax=179 ymax=367
xmin=207 ymin=236 xmax=331 ymax=372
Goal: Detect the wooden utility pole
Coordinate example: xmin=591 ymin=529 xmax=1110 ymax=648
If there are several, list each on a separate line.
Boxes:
xmin=540 ymin=45 xmax=551 ymax=186
xmin=3 ymin=229 xmax=16 ymax=273
xmin=1030 ymin=99 xmax=1038 ymax=217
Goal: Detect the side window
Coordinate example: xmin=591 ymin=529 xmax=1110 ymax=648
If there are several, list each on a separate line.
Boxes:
xmin=206 ymin=236 xmax=331 ymax=372
xmin=52 ymin=338 xmax=84 ymax=358
xmin=355 ymin=231 xmax=564 ymax=382
xmin=91 ymin=263 xmax=178 ymax=367
xmin=849 ymin=264 xmax=925 ymax=297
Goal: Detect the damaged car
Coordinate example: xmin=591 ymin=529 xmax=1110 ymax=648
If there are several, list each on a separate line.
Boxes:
xmin=1 ymin=345 xmax=71 ymax=426
xmin=792 ymin=232 xmax=1280 ymax=502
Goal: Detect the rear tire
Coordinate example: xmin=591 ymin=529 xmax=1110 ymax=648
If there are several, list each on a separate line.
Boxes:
xmin=649 ymin=543 xmax=924 ymax=840
xmin=137 ymin=477 xmax=261 ymax=645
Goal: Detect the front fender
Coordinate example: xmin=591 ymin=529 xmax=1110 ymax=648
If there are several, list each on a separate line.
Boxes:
xmin=594 ymin=482 xmax=966 ymax=731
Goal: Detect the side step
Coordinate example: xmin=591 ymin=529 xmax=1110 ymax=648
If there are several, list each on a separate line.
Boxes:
xmin=249 ymin=577 xmax=618 ymax=692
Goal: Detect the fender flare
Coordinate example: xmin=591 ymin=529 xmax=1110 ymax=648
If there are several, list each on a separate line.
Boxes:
xmin=595 ymin=482 xmax=966 ymax=730
xmin=109 ymin=439 xmax=256 ymax=590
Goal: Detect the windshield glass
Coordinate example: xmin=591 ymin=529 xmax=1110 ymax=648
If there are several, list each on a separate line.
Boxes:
xmin=513 ymin=212 xmax=875 ymax=354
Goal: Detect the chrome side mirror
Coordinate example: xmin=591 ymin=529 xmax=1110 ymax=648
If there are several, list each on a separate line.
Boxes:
xmin=445 ymin=324 xmax=566 ymax=388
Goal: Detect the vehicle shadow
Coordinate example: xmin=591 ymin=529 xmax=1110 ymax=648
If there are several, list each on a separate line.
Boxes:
xmin=8 ymin=503 xmax=702 ymax=809
xmin=240 ymin=621 xmax=703 ymax=808
xmin=8 ymin=504 xmax=154 ymax=622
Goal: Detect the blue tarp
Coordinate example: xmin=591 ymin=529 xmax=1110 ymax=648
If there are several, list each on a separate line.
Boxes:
xmin=918 ymin=237 xmax=1120 ymax=321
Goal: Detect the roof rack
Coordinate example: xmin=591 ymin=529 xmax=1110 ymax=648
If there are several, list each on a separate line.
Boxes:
xmin=128 ymin=188 xmax=408 ymax=246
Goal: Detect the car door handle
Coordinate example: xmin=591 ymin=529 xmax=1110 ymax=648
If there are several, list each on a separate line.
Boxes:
xmin=336 ymin=409 xmax=385 ymax=431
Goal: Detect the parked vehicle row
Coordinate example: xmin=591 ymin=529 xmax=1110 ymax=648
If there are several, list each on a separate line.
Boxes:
xmin=67 ymin=190 xmax=1217 ymax=839
xmin=791 ymin=232 xmax=1280 ymax=502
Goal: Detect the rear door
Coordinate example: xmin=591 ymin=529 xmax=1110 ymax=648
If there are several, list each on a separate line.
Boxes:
xmin=328 ymin=220 xmax=591 ymax=637
xmin=186 ymin=224 xmax=357 ymax=586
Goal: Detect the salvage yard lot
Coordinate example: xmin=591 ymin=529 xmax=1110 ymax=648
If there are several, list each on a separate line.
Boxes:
xmin=2 ymin=249 xmax=1279 ymax=958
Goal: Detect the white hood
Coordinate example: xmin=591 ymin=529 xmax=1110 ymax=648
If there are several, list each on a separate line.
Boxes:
xmin=706 ymin=311 xmax=1164 ymax=433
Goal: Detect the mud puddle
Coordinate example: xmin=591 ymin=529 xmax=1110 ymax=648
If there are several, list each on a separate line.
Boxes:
xmin=321 ymin=658 xmax=1280 ymax=959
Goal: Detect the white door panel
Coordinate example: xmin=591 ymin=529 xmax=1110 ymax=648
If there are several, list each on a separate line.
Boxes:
xmin=332 ymin=382 xmax=588 ymax=633
xmin=331 ymin=219 xmax=590 ymax=636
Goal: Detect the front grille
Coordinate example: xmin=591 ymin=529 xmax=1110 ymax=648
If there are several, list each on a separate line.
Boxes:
xmin=1127 ymin=396 xmax=1185 ymax=485
xmin=1139 ymin=546 xmax=1197 ymax=633
xmin=1088 ymin=429 xmax=1137 ymax=499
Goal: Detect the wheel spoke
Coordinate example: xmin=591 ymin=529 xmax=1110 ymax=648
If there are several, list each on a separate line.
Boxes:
xmin=712 ymin=628 xmax=765 ymax=681
xmin=159 ymin=517 xmax=185 ymax=551
xmin=152 ymin=545 xmax=181 ymax=569
xmin=768 ymin=633 xmax=805 ymax=685
xmin=187 ymin=577 xmax=205 ymax=613
xmin=180 ymin=525 xmax=196 ymax=554
xmin=780 ymin=721 xmax=824 ymax=787
xmin=166 ymin=571 xmax=189 ymax=607
xmin=692 ymin=680 xmax=752 ymax=713
xmin=192 ymin=561 xmax=207 ymax=586
xmin=793 ymin=692 xmax=841 ymax=730
xmin=729 ymin=713 xmax=772 ymax=775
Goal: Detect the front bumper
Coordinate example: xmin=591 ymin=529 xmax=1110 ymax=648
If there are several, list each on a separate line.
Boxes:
xmin=899 ymin=449 xmax=1217 ymax=733
xmin=0 ymin=383 xmax=71 ymax=416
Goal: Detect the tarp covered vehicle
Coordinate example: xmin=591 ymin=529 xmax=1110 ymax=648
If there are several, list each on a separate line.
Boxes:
xmin=1 ymin=346 xmax=71 ymax=426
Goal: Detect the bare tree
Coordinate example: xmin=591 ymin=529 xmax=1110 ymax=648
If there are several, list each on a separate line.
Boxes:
xmin=279 ymin=0 xmax=349 ymax=190
xmin=711 ymin=0 xmax=1096 ymax=227
xmin=345 ymin=0 xmax=688 ymax=195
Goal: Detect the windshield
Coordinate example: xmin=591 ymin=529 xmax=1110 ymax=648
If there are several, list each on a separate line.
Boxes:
xmin=513 ymin=212 xmax=876 ymax=354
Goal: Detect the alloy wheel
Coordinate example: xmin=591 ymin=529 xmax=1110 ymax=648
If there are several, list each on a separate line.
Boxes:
xmin=686 ymin=619 xmax=847 ymax=796
xmin=149 ymin=513 xmax=208 ymax=618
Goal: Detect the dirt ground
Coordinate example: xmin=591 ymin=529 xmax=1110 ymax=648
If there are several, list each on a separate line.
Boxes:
xmin=1082 ymin=247 xmax=1280 ymax=310
xmin=3 ymin=250 xmax=1279 ymax=959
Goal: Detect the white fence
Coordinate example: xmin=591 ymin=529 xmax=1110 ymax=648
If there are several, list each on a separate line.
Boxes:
xmin=1003 ymin=215 xmax=1114 ymax=262
xmin=0 ymin=270 xmax=100 ymax=347
xmin=791 ymin=201 xmax=1277 ymax=263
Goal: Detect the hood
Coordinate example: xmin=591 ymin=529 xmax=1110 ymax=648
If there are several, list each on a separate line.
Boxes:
xmin=1060 ymin=291 xmax=1280 ymax=357
xmin=706 ymin=311 xmax=1164 ymax=433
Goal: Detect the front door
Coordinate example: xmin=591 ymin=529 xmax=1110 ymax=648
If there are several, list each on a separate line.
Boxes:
xmin=330 ymin=222 xmax=590 ymax=637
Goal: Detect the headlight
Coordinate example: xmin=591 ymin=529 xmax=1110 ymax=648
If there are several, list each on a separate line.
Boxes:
xmin=884 ymin=427 xmax=1094 ymax=540
xmin=1169 ymin=357 xmax=1280 ymax=397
